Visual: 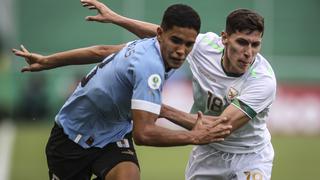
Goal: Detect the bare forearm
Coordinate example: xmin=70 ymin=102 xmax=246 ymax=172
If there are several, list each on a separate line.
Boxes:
xmin=134 ymin=125 xmax=197 ymax=147
xmin=44 ymin=45 xmax=124 ymax=68
xmin=160 ymin=104 xmax=197 ymax=130
xmin=218 ymin=104 xmax=251 ymax=137
xmin=113 ymin=16 xmax=158 ymax=38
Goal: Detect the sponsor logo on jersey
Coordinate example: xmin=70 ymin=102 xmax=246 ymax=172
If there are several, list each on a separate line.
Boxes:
xmin=148 ymin=74 xmax=161 ymax=90
xmin=226 ymin=87 xmax=239 ymax=103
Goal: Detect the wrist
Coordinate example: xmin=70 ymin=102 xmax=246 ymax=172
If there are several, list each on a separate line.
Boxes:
xmin=44 ymin=56 xmax=58 ymax=68
xmin=111 ymin=14 xmax=126 ymax=25
xmin=188 ymin=131 xmax=199 ymax=145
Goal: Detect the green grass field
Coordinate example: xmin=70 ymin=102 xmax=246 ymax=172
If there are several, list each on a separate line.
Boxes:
xmin=9 ymin=122 xmax=320 ymax=180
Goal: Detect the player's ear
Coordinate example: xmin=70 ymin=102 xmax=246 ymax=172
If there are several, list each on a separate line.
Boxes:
xmin=157 ymin=27 xmax=163 ymax=42
xmin=221 ymin=31 xmax=228 ymax=45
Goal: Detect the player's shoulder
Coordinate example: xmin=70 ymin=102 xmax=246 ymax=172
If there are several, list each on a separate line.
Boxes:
xmin=125 ymin=38 xmax=158 ymax=61
xmin=125 ymin=38 xmax=156 ymax=55
xmin=125 ymin=38 xmax=163 ymax=72
xmin=254 ymin=54 xmax=275 ymax=76
xmin=248 ymin=54 xmax=276 ymax=86
xmin=194 ymin=32 xmax=224 ymax=53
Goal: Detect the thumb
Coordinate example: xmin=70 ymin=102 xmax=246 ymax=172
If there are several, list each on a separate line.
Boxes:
xmin=21 ymin=66 xmax=31 ymax=72
xmin=85 ymin=16 xmax=101 ymax=22
xmin=194 ymin=111 xmax=203 ymax=128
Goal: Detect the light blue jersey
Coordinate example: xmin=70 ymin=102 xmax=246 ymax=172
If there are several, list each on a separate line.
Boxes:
xmin=55 ymin=38 xmax=173 ymax=148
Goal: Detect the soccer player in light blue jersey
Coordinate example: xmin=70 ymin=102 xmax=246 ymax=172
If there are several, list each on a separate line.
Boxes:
xmin=40 ymin=1 xmax=275 ymax=179
xmin=13 ymin=4 xmax=232 ymax=180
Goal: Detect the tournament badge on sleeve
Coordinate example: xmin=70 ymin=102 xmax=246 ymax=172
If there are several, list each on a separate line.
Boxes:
xmin=148 ymin=74 xmax=162 ymax=90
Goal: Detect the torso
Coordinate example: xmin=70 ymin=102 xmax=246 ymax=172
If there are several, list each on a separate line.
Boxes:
xmin=187 ymin=32 xmax=277 ymax=153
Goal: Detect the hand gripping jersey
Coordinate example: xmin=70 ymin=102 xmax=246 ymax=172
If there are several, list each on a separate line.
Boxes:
xmin=55 ymin=38 xmax=173 ymax=148
xmin=187 ymin=32 xmax=277 ymax=153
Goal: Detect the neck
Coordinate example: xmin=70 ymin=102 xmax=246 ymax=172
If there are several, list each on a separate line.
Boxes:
xmin=221 ymin=55 xmax=243 ymax=77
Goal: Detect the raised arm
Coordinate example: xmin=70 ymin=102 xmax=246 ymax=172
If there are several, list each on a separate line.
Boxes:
xmin=81 ymin=0 xmax=158 ymax=38
xmin=12 ymin=44 xmax=124 ymax=72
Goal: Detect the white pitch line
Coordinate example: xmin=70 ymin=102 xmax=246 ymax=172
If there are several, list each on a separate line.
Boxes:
xmin=0 ymin=120 xmax=16 ymax=180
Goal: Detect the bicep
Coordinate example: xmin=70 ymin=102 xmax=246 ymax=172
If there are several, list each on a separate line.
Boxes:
xmin=132 ymin=109 xmax=157 ymax=129
xmin=96 ymin=44 xmax=125 ymax=58
xmin=131 ymin=109 xmax=158 ymax=144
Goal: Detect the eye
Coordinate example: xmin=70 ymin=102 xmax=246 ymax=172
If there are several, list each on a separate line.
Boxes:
xmin=236 ymin=39 xmax=249 ymax=46
xmin=252 ymin=42 xmax=261 ymax=48
xmin=170 ymin=36 xmax=183 ymax=45
xmin=185 ymin=42 xmax=195 ymax=48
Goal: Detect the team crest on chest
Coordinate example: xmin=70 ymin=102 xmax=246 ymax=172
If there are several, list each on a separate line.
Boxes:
xmin=148 ymin=74 xmax=161 ymax=90
xmin=226 ymin=87 xmax=239 ymax=103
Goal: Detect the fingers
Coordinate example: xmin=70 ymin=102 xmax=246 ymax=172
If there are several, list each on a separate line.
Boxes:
xmin=12 ymin=45 xmax=36 ymax=69
xmin=20 ymin=44 xmax=30 ymax=53
xmin=12 ymin=48 xmax=30 ymax=58
xmin=83 ymin=5 xmax=97 ymax=10
xmin=209 ymin=116 xmax=228 ymax=127
xmin=216 ymin=129 xmax=231 ymax=136
xmin=210 ymin=124 xmax=232 ymax=134
xmin=210 ymin=138 xmax=225 ymax=142
xmin=81 ymin=2 xmax=96 ymax=10
xmin=81 ymin=0 xmax=101 ymax=9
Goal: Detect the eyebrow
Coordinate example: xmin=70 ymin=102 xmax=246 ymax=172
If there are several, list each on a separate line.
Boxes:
xmin=237 ymin=37 xmax=261 ymax=44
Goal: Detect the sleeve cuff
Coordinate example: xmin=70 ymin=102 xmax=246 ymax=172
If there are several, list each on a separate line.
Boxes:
xmin=131 ymin=99 xmax=161 ymax=115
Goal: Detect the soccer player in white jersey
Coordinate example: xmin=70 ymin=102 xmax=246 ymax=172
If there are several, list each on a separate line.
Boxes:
xmin=73 ymin=1 xmax=276 ymax=179
xmin=12 ymin=4 xmax=232 ymax=180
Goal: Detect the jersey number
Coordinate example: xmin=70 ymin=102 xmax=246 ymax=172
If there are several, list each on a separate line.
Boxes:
xmin=81 ymin=53 xmax=117 ymax=87
xmin=207 ymin=91 xmax=223 ymax=112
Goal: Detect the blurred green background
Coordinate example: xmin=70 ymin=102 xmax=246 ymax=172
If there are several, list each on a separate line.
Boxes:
xmin=2 ymin=0 xmax=320 ymax=117
xmin=10 ymin=123 xmax=320 ymax=180
xmin=0 ymin=0 xmax=320 ymax=179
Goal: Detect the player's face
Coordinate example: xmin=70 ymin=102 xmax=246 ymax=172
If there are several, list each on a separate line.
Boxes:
xmin=222 ymin=30 xmax=262 ymax=74
xmin=157 ymin=26 xmax=198 ymax=70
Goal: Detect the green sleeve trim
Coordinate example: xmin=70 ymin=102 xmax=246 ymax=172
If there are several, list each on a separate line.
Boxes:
xmin=232 ymin=99 xmax=257 ymax=119
xmin=202 ymin=35 xmax=224 ymax=52
xmin=249 ymin=66 xmax=257 ymax=78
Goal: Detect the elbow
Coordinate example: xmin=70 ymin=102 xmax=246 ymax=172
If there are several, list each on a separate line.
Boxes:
xmin=133 ymin=131 xmax=149 ymax=146
xmin=97 ymin=44 xmax=124 ymax=57
xmin=93 ymin=45 xmax=113 ymax=58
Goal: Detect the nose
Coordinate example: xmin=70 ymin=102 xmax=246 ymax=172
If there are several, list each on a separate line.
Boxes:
xmin=244 ymin=45 xmax=253 ymax=58
xmin=176 ymin=44 xmax=187 ymax=57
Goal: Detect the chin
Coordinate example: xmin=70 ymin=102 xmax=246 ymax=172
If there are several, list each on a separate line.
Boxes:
xmin=174 ymin=63 xmax=184 ymax=69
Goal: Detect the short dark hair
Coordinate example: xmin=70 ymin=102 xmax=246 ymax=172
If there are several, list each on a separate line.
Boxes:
xmin=226 ymin=9 xmax=264 ymax=36
xmin=161 ymin=4 xmax=201 ymax=33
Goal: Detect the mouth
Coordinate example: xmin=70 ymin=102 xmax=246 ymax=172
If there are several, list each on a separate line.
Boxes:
xmin=238 ymin=60 xmax=251 ymax=68
xmin=171 ymin=57 xmax=185 ymax=63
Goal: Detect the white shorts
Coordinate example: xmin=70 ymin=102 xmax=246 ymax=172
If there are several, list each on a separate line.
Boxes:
xmin=185 ymin=142 xmax=274 ymax=180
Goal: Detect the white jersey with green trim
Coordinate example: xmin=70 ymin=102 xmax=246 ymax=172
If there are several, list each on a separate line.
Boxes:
xmin=187 ymin=32 xmax=276 ymax=153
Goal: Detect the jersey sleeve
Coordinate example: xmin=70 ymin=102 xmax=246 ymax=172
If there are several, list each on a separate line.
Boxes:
xmin=129 ymin=57 xmax=163 ymax=115
xmin=233 ymin=74 xmax=276 ymax=118
xmin=187 ymin=32 xmax=222 ymax=64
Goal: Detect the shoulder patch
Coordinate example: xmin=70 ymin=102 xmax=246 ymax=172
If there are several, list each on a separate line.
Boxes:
xmin=148 ymin=74 xmax=161 ymax=90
